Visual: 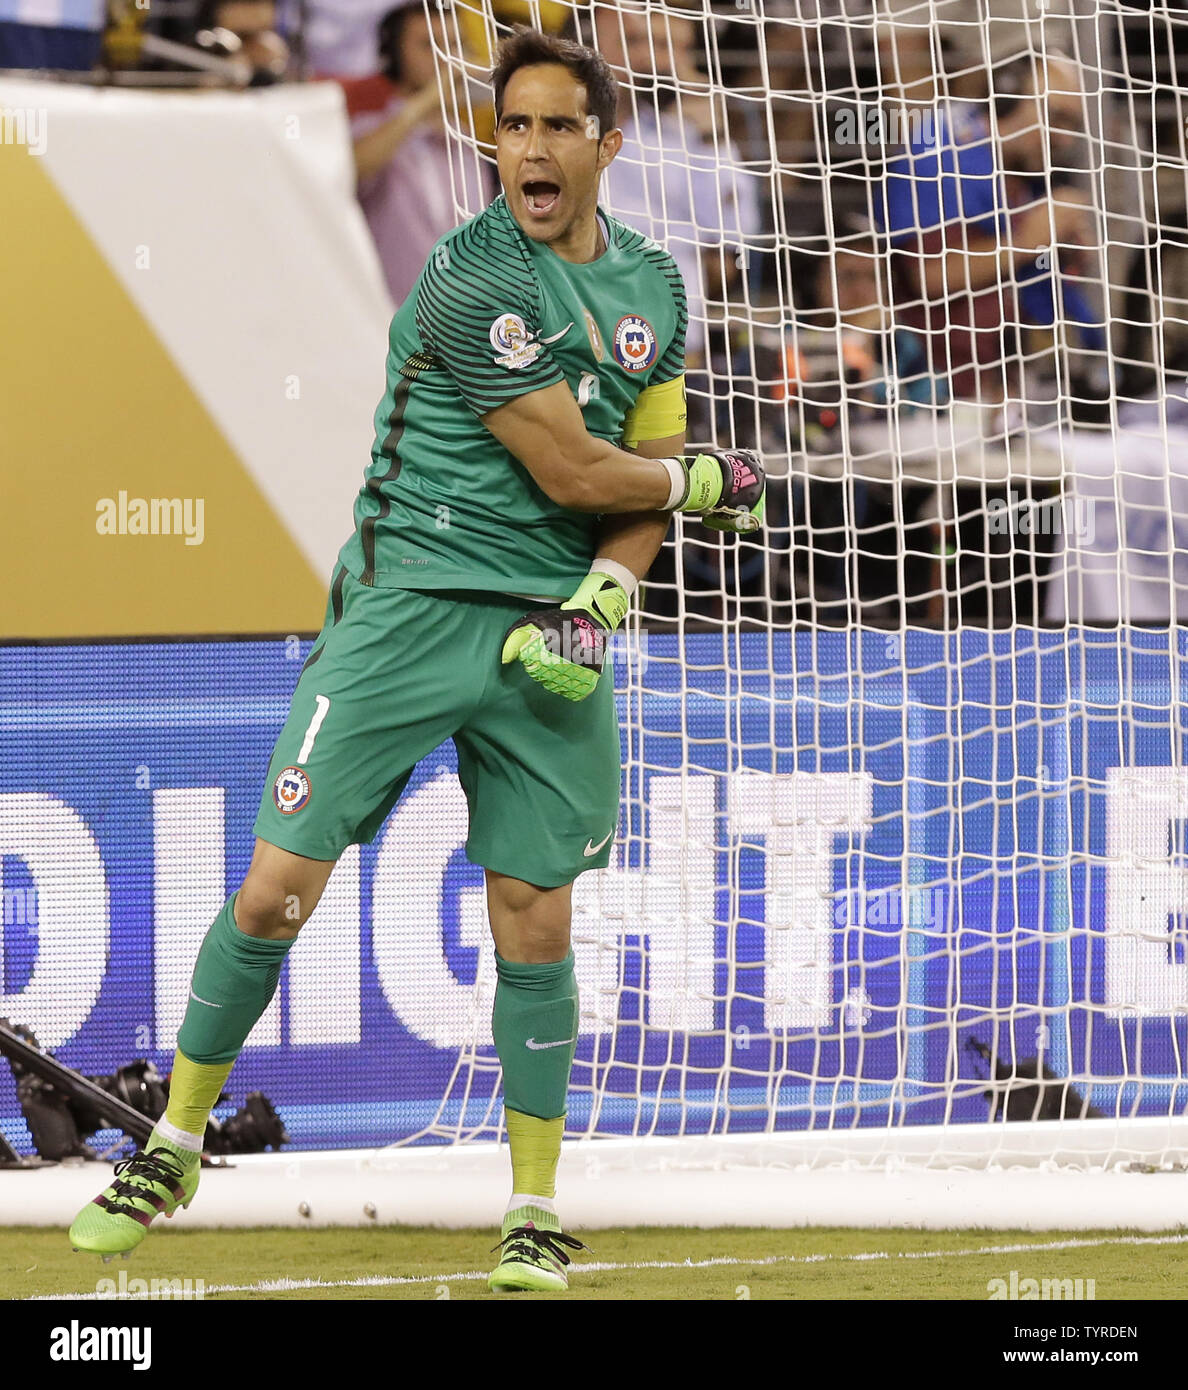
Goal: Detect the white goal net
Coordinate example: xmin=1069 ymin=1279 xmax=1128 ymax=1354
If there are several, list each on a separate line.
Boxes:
xmin=396 ymin=0 xmax=1188 ymax=1171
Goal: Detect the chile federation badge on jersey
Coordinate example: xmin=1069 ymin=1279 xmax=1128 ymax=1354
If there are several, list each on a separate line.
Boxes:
xmin=613 ymin=314 xmax=658 ymax=372
xmin=273 ymin=766 xmax=312 ymax=815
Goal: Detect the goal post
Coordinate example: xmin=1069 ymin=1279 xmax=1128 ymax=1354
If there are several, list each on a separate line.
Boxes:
xmin=394 ymin=0 xmax=1188 ymax=1185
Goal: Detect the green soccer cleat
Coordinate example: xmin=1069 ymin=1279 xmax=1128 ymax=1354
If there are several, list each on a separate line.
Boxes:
xmin=488 ymin=1204 xmax=588 ymax=1294
xmin=68 ymin=1142 xmax=200 ymax=1259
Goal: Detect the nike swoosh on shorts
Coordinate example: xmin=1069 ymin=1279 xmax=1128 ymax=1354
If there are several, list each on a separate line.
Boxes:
xmin=583 ymin=830 xmax=614 ymax=857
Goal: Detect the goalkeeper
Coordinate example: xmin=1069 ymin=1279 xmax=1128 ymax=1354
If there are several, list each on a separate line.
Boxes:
xmin=69 ymin=25 xmax=764 ymax=1293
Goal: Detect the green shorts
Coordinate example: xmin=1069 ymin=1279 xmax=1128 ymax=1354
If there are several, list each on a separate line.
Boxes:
xmin=252 ymin=569 xmax=622 ymax=888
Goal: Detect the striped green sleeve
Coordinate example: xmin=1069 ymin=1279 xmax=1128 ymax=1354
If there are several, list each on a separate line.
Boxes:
xmin=652 ymin=250 xmax=688 ymax=384
xmin=415 ymin=218 xmax=565 ymax=416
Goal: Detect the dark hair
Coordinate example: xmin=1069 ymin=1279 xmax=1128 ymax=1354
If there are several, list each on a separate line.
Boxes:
xmin=490 ymin=25 xmax=618 ymax=137
xmin=378 ymin=4 xmax=421 ymax=85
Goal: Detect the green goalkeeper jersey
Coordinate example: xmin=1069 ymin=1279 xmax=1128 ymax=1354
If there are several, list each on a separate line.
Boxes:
xmin=337 ymin=194 xmax=687 ymax=597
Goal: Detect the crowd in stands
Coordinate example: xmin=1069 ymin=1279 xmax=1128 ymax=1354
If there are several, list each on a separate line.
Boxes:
xmin=5 ymin=1 xmax=1183 ymax=628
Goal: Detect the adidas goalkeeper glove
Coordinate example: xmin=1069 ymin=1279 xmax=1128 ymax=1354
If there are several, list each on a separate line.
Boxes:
xmin=500 ymin=570 xmax=630 ymax=702
xmin=665 ymin=448 xmax=766 ymax=533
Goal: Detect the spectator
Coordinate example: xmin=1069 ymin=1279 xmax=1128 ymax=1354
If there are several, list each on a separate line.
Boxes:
xmin=878 ymin=52 xmax=1101 ymax=405
xmin=780 ymin=240 xmax=948 ymax=445
xmin=589 ymin=2 xmax=761 ymax=367
xmin=769 ymin=239 xmax=948 ymax=622
xmin=746 ymin=16 xmax=817 ymax=238
xmin=343 ymin=4 xmax=488 ymax=307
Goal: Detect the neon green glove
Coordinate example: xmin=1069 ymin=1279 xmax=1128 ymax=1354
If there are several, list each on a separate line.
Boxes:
xmin=500 ymin=570 xmax=630 ymax=702
xmin=670 ymin=447 xmax=766 ymax=533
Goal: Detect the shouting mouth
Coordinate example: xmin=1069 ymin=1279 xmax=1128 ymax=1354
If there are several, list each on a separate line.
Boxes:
xmin=522 ymin=180 xmax=561 ymax=219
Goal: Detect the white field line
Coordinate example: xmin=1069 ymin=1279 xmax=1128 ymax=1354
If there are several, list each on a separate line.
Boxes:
xmin=32 ymin=1231 xmax=1188 ymax=1299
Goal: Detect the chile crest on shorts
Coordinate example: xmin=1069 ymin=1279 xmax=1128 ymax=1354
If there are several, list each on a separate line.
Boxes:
xmin=613 ymin=314 xmax=658 ymax=372
xmin=274 ymin=766 xmax=312 ymax=814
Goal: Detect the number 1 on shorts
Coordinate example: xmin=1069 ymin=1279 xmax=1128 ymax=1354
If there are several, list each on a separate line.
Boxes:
xmin=298 ymin=694 xmax=331 ymax=762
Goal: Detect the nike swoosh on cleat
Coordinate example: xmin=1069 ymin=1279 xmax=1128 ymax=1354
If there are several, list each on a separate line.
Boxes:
xmin=539 ymin=322 xmax=574 ymax=344
xmin=525 ymin=1036 xmax=577 ymax=1050
xmin=583 ymin=830 xmax=613 ymax=856
xmin=189 ymin=989 xmax=223 ymax=1009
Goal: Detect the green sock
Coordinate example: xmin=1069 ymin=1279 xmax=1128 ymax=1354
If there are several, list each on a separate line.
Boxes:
xmin=506 ymin=1110 xmax=565 ymax=1200
xmin=176 ymin=894 xmax=294 ymax=1066
xmin=163 ymin=1050 xmax=235 ymax=1142
xmin=492 ymin=951 xmax=578 ymax=1121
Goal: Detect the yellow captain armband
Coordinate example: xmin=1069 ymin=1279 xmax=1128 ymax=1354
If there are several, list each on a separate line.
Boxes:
xmin=622 ymin=373 xmax=688 ymax=450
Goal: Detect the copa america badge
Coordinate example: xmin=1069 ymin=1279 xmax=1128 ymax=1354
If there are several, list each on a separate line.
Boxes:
xmin=490 ymin=313 xmax=529 ymax=353
xmin=612 ymin=314 xmax=658 ymax=372
xmin=489 ymin=312 xmax=541 ymax=369
xmin=273 ymin=766 xmax=311 ymax=815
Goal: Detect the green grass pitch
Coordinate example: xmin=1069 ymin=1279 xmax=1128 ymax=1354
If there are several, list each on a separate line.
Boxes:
xmin=7 ymin=1226 xmax=1188 ymax=1301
